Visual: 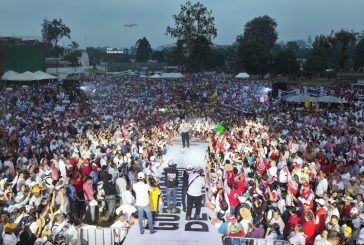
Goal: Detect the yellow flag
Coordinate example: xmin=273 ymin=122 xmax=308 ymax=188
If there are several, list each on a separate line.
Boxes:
xmin=210 ymin=90 xmax=218 ymax=101
xmin=315 ymin=104 xmax=319 ymax=113
xmin=305 ymin=96 xmax=311 ymax=109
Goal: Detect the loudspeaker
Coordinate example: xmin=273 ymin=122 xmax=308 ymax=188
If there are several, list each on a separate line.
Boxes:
xmin=272 ymin=82 xmax=287 ymax=98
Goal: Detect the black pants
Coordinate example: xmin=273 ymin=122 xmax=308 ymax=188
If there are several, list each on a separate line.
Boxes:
xmin=182 ymin=132 xmax=190 ymax=147
xmin=186 ymin=194 xmax=202 ymax=217
xmin=182 ymin=188 xmax=187 ymax=211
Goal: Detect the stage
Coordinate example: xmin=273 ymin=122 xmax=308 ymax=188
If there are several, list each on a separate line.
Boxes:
xmin=123 ymin=136 xmax=222 ymax=245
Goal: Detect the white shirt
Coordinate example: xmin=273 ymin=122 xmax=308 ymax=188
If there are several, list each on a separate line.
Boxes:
xmin=315 ymin=178 xmax=328 ymax=197
xmin=289 ymin=232 xmax=306 ymax=245
xmin=187 ymin=173 xmax=206 ymax=197
xmin=111 ymin=220 xmax=128 ymax=243
xmin=2 ymin=232 xmax=18 ymax=245
xmin=133 ymin=181 xmax=151 ymax=207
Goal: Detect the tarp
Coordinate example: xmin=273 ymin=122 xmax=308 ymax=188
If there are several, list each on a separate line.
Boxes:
xmin=160 ymin=73 xmax=183 ymax=79
xmin=284 ymin=94 xmax=346 ymax=104
xmin=1 ymin=70 xmax=19 ymax=80
xmin=11 ymin=71 xmax=40 ymax=81
xmin=150 ymin=74 xmax=161 ymax=79
xmin=33 ymin=71 xmax=57 ymax=80
xmin=236 ymin=72 xmax=250 ymax=79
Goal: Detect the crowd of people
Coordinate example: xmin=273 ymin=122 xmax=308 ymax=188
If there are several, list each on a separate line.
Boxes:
xmin=0 ymin=73 xmax=363 ymax=245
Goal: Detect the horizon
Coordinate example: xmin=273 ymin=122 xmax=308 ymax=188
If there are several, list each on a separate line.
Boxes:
xmin=0 ymin=0 xmax=364 ymax=49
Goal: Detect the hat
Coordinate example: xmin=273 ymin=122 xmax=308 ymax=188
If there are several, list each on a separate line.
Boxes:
xmin=32 ymin=186 xmax=41 ymax=193
xmin=4 ymin=223 xmax=16 ymax=233
xmin=137 ymin=172 xmax=145 ymax=180
xmin=342 ymin=196 xmax=354 ymax=203
xmin=150 ymin=156 xmax=155 ymax=161
xmin=350 ymin=177 xmax=357 ymax=182
xmin=344 ymin=226 xmax=352 ymax=234
xmin=239 ymin=208 xmax=252 ymax=220
xmin=346 ymin=187 xmax=353 ymax=194
xmin=303 ymin=182 xmax=310 ymax=188
xmin=315 ymin=198 xmax=325 ymax=206
xmin=187 ymin=165 xmax=192 ymax=170
xmin=210 ymin=172 xmax=217 ymax=179
xmin=168 ymin=160 xmax=175 ymax=166
xmin=225 ymin=164 xmax=233 ymax=171
xmin=294 ymin=164 xmax=301 ymax=169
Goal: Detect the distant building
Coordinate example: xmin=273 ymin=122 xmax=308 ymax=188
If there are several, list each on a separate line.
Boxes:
xmin=0 ymin=37 xmax=46 ymax=73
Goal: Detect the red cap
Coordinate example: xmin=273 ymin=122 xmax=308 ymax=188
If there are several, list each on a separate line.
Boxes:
xmin=303 ymin=182 xmax=309 ymax=188
xmin=294 ymin=164 xmax=301 ymax=169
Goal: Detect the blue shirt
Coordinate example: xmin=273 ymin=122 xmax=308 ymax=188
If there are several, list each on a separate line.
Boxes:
xmin=65 ymin=184 xmax=77 ymax=201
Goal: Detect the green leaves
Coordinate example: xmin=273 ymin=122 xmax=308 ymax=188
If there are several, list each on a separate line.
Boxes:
xmin=136 ymin=37 xmax=152 ymax=62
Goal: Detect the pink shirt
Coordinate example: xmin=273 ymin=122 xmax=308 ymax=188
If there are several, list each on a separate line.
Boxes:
xmin=83 ymin=183 xmax=95 ymax=201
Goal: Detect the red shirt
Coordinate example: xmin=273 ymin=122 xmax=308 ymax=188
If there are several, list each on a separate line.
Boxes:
xmin=343 ymin=204 xmax=353 ymax=217
xmin=315 ymin=207 xmax=327 ymax=233
xmin=287 ymin=215 xmax=300 ymax=232
xmin=228 ymin=189 xmax=242 ymax=207
xmin=303 ymin=221 xmax=316 ymax=245
xmin=74 ymin=178 xmax=83 ymax=194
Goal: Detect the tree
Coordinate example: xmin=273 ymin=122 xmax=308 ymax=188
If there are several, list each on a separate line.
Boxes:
xmin=41 ymin=18 xmax=71 ymax=49
xmin=64 ymin=53 xmax=80 ymax=71
xmin=135 ymin=37 xmax=152 ymax=62
xmin=243 ymin=15 xmax=278 ymax=52
xmin=68 ymin=41 xmax=79 ymax=51
xmin=236 ymin=39 xmax=270 ymax=75
xmin=189 ymin=36 xmax=212 ymax=71
xmin=353 ymin=37 xmax=364 ymax=70
xmin=327 ymin=30 xmax=358 ymax=71
xmin=166 ymin=1 xmax=217 ymax=57
xmin=272 ymin=49 xmax=299 ymax=76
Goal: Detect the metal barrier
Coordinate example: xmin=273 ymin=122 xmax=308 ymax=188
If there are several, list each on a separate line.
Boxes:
xmin=223 ymin=237 xmax=291 ymax=245
xmin=80 ymin=227 xmax=128 ymax=245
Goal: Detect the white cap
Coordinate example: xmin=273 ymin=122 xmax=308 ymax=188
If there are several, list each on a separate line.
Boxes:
xmin=315 ymin=198 xmax=325 ymax=206
xmin=168 ymin=160 xmax=175 ymax=166
xmin=187 ymin=165 xmax=192 ymax=170
xmin=150 ymin=156 xmax=155 ymax=161
xmin=137 ymin=172 xmax=145 ymax=179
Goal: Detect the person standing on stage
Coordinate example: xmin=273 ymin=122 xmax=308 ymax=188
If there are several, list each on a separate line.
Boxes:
xmin=182 ymin=165 xmax=193 ymax=212
xmin=133 ymin=172 xmax=156 ymax=235
xmin=164 ymin=160 xmax=179 ymax=213
xmin=186 ymin=166 xmax=206 ymax=220
xmin=180 ymin=119 xmax=192 ymax=148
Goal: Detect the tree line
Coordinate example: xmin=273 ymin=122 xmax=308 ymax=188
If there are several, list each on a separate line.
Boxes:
xmin=41 ymin=2 xmax=364 ymax=77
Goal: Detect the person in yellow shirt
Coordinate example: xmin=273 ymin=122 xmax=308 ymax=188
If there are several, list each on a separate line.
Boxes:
xmin=149 ymin=177 xmax=160 ymax=220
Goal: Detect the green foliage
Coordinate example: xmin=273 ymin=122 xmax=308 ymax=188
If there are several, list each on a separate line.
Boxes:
xmin=353 ymin=37 xmax=364 ymax=70
xmin=135 ymin=37 xmax=152 ymax=62
xmin=41 ymin=18 xmax=71 ymax=49
xmin=166 ymin=1 xmax=216 ymax=71
xmin=272 ymin=49 xmax=299 ymax=76
xmin=236 ymin=39 xmax=270 ymax=75
xmin=243 ymin=15 xmax=278 ymax=51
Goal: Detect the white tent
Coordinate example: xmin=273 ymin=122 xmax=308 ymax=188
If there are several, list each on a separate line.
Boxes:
xmin=236 ymin=72 xmax=250 ymax=79
xmin=33 ymin=71 xmax=57 ymax=80
xmin=284 ymin=95 xmax=318 ymax=103
xmin=160 ymin=73 xmax=184 ymax=79
xmin=317 ymin=96 xmax=346 ymax=104
xmin=11 ymin=71 xmax=40 ymax=81
xmin=150 ymin=74 xmax=161 ymax=79
xmin=1 ymin=70 xmax=19 ymax=80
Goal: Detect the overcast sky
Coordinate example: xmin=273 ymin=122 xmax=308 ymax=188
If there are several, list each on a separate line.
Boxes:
xmin=0 ymin=0 xmax=363 ymax=49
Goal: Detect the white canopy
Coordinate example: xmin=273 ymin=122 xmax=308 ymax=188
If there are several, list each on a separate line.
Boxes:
xmin=33 ymin=71 xmax=57 ymax=80
xmin=1 ymin=70 xmax=19 ymax=80
xmin=150 ymin=74 xmax=161 ymax=79
xmin=12 ymin=71 xmax=40 ymax=81
xmin=284 ymin=95 xmax=346 ymax=104
xmin=317 ymin=96 xmax=346 ymax=103
xmin=236 ymin=72 xmax=250 ymax=79
xmin=160 ymin=73 xmax=184 ymax=79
